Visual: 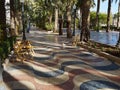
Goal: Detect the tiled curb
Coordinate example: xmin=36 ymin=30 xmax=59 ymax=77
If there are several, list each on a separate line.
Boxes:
xmin=77 ymin=42 xmax=120 ymax=64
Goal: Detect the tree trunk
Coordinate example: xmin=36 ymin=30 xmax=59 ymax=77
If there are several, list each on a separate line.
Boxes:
xmin=106 ymin=0 xmax=111 ymax=32
xmin=59 ymin=15 xmax=63 ymax=35
xmin=116 ymin=0 xmax=120 ymax=47
xmin=96 ymin=0 xmax=100 ymax=32
xmin=116 ymin=32 xmax=120 ymax=47
xmin=80 ymin=0 xmax=91 ymax=42
xmin=54 ymin=8 xmax=58 ymax=33
xmin=0 ymin=0 xmax=7 ymax=40
xmin=49 ymin=15 xmax=52 ymax=24
xmin=79 ymin=9 xmax=82 ymax=30
xmin=117 ymin=0 xmax=120 ymax=29
xmin=10 ymin=0 xmax=19 ymax=36
xmin=66 ymin=5 xmax=72 ymax=38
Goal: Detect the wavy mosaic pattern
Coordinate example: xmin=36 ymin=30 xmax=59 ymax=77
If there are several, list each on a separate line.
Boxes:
xmin=2 ymin=30 xmax=120 ymax=90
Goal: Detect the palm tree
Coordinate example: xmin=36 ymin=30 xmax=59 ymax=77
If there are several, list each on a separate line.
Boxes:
xmin=117 ymin=0 xmax=120 ymax=29
xmin=96 ymin=0 xmax=100 ymax=32
xmin=65 ymin=0 xmax=77 ymax=38
xmin=116 ymin=0 xmax=120 ymax=47
xmin=0 ymin=0 xmax=7 ymax=40
xmin=80 ymin=0 xmax=92 ymax=42
xmin=58 ymin=1 xmax=65 ymax=35
xmin=45 ymin=0 xmax=60 ymax=33
xmin=66 ymin=3 xmax=72 ymax=38
xmin=10 ymin=0 xmax=15 ymax=36
xmin=106 ymin=0 xmax=113 ymax=32
xmin=54 ymin=7 xmax=58 ymax=33
xmin=10 ymin=0 xmax=20 ymax=36
xmin=96 ymin=0 xmax=106 ymax=32
xmin=58 ymin=15 xmax=63 ymax=35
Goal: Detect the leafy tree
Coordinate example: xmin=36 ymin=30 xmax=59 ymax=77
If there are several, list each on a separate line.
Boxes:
xmin=99 ymin=13 xmax=108 ymax=24
xmin=30 ymin=0 xmax=55 ymax=30
xmin=90 ymin=11 xmax=96 ymax=28
xmin=90 ymin=11 xmax=107 ymax=30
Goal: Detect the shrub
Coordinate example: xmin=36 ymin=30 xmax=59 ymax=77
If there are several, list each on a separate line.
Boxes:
xmin=45 ymin=22 xmax=54 ymax=31
xmin=0 ymin=36 xmax=16 ymax=64
xmin=1 ymin=41 xmax=10 ymax=57
xmin=93 ymin=26 xmax=102 ymax=31
xmin=0 ymin=47 xmax=5 ymax=63
xmin=8 ymin=36 xmax=16 ymax=50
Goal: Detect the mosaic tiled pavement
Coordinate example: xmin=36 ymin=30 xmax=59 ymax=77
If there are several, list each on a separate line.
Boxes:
xmin=1 ymin=28 xmax=120 ymax=90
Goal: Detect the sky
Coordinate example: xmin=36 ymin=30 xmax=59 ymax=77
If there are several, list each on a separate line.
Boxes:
xmin=90 ymin=0 xmax=118 ymax=14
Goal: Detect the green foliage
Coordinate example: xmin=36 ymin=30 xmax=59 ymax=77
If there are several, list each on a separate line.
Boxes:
xmin=99 ymin=13 xmax=107 ymax=24
xmin=0 ymin=40 xmax=10 ymax=63
xmin=0 ymin=36 xmax=16 ymax=63
xmin=28 ymin=0 xmax=79 ymax=30
xmin=75 ymin=18 xmax=79 ymax=28
xmin=45 ymin=22 xmax=54 ymax=31
xmin=71 ymin=18 xmax=79 ymax=29
xmin=0 ymin=47 xmax=4 ymax=59
xmin=7 ymin=36 xmax=16 ymax=50
xmin=0 ymin=25 xmax=3 ymax=41
xmin=90 ymin=11 xmax=96 ymax=27
xmin=90 ymin=11 xmax=108 ymax=29
xmin=93 ymin=26 xmax=102 ymax=31
xmin=1 ymin=41 xmax=10 ymax=57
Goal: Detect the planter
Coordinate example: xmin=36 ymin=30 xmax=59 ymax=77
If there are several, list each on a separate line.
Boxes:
xmin=77 ymin=42 xmax=120 ymax=64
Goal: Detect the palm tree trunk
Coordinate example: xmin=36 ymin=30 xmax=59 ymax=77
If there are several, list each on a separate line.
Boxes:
xmin=54 ymin=8 xmax=58 ymax=33
xmin=96 ymin=0 xmax=100 ymax=32
xmin=116 ymin=0 xmax=120 ymax=47
xmin=106 ymin=0 xmax=111 ymax=32
xmin=59 ymin=15 xmax=63 ymax=35
xmin=79 ymin=9 xmax=82 ymax=30
xmin=0 ymin=0 xmax=7 ymax=40
xmin=10 ymin=0 xmax=15 ymax=36
xmin=66 ymin=5 xmax=72 ymax=38
xmin=117 ymin=0 xmax=120 ymax=29
xmin=80 ymin=0 xmax=91 ymax=42
xmin=49 ymin=15 xmax=52 ymax=24
xmin=10 ymin=0 xmax=19 ymax=36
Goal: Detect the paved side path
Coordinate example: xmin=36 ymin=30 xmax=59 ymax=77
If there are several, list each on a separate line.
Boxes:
xmin=1 ymin=27 xmax=120 ymax=90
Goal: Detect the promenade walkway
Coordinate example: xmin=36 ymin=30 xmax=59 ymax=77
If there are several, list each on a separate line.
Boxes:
xmin=1 ymin=27 xmax=120 ymax=90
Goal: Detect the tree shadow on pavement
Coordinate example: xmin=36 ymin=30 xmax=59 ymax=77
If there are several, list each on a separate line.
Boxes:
xmin=2 ymin=71 xmax=33 ymax=90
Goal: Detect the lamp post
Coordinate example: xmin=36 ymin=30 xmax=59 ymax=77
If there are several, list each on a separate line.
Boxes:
xmin=72 ymin=4 xmax=76 ymax=36
xmin=20 ymin=0 xmax=26 ymax=40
